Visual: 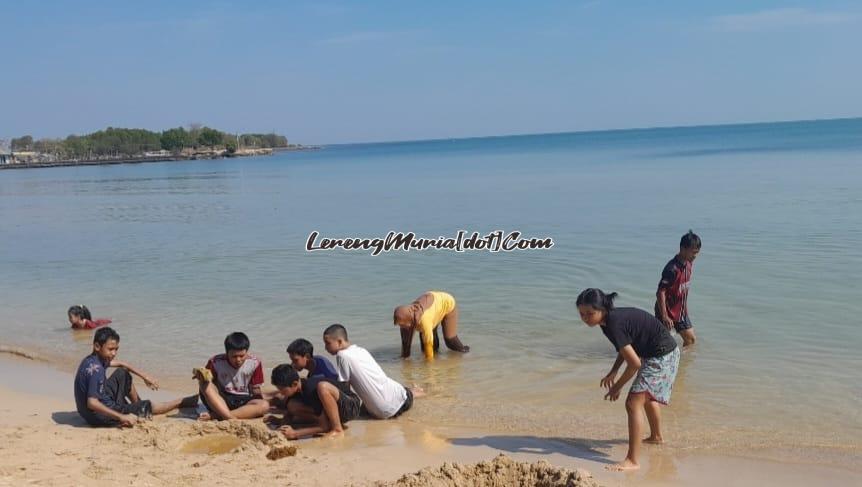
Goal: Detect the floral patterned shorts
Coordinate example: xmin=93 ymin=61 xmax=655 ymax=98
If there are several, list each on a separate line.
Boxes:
xmin=630 ymin=347 xmax=680 ymax=405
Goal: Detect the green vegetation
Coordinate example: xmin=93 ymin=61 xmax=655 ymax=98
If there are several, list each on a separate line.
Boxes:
xmin=9 ymin=126 xmax=289 ymax=159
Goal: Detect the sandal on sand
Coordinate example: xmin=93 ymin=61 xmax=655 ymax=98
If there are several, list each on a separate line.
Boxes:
xmin=192 ymin=367 xmax=213 ymax=383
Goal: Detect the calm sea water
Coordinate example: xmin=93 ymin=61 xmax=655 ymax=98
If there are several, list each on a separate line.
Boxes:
xmin=1 ymin=119 xmax=861 ymax=456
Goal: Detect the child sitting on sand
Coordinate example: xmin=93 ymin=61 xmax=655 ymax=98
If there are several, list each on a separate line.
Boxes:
xmin=193 ymin=332 xmax=270 ymax=421
xmin=68 ymin=305 xmax=112 ymax=330
xmin=323 ymin=324 xmax=423 ymax=419
xmin=268 ymin=363 xmax=361 ymax=439
xmin=393 ymin=291 xmax=470 ymax=360
xmin=286 ymin=338 xmax=338 ymax=380
xmin=576 ymin=288 xmax=680 ymax=472
xmin=74 ymin=327 xmax=196 ymax=427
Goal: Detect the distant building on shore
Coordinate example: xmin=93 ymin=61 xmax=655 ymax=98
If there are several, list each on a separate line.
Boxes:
xmin=1 ymin=152 xmax=16 ymax=164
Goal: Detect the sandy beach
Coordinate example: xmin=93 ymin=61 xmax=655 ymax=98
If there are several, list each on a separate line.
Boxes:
xmin=1 ymin=353 xmax=858 ymax=487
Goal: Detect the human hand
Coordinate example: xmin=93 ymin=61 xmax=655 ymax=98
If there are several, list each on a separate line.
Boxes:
xmin=662 ymin=317 xmax=674 ymax=330
xmin=120 ymin=414 xmax=138 ymax=427
xmin=604 ymin=386 xmax=621 ymax=402
xmin=143 ymin=376 xmax=159 ymax=390
xmin=279 ymin=425 xmax=298 ymax=440
xmin=600 ymin=372 xmax=616 ymax=389
xmin=264 ymin=415 xmax=283 ymax=427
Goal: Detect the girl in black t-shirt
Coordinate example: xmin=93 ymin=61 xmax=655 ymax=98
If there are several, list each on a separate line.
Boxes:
xmin=576 ymin=288 xmax=680 ymax=472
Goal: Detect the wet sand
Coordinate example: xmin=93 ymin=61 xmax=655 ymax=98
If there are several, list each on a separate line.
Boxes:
xmin=0 ymin=353 xmax=859 ymax=486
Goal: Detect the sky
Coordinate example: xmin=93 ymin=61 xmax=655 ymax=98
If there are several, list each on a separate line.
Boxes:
xmin=1 ymin=0 xmax=861 ymax=144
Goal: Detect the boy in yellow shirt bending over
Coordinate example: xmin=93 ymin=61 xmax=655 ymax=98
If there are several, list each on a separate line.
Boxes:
xmin=393 ymin=291 xmax=470 ymax=360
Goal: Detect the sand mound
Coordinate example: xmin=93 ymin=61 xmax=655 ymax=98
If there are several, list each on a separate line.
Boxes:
xmin=117 ymin=419 xmax=297 ymax=460
xmin=373 ymin=454 xmax=600 ymax=487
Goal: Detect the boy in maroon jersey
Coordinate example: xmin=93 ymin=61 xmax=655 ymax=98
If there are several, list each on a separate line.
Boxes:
xmin=655 ymin=230 xmax=701 ymax=347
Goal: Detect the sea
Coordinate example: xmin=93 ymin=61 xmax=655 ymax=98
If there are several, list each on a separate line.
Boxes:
xmin=1 ymin=118 xmax=860 ymax=464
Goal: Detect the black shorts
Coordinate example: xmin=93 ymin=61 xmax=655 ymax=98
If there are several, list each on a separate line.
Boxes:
xmin=674 ymin=315 xmax=693 ymax=332
xmin=392 ymin=386 xmax=413 ymax=418
xmin=85 ymin=369 xmax=152 ymax=426
xmin=201 ymin=389 xmax=254 ymax=412
xmin=337 ymin=391 xmax=361 ymax=423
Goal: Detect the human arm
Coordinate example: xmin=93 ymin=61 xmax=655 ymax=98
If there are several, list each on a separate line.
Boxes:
xmin=110 ymin=360 xmax=159 ymax=390
xmin=86 ymin=397 xmax=138 ymax=426
xmin=400 ymin=326 xmax=415 ymax=358
xmin=279 ymin=413 xmax=330 ymax=439
xmin=604 ymin=345 xmax=641 ymax=401
xmin=656 ymin=290 xmax=674 ymax=329
xmin=601 ymin=353 xmax=626 ymax=389
xmin=250 ymin=362 xmax=265 ymax=399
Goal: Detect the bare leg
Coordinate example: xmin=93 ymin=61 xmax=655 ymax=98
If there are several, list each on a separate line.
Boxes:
xmin=643 ymin=399 xmax=663 ymax=443
xmin=317 ymin=382 xmax=344 ymax=434
xmin=199 ymin=381 xmax=235 ymax=420
xmin=679 ymin=328 xmax=696 ymax=347
xmin=607 ymin=393 xmax=644 ymax=471
xmin=228 ymin=399 xmax=270 ymax=419
xmin=441 ymin=306 xmax=469 ymax=352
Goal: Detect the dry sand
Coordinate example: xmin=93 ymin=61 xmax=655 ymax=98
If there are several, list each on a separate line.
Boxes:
xmin=1 ymin=353 xmax=859 ymax=487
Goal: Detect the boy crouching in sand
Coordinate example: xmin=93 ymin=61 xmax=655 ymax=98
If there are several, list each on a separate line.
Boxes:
xmin=74 ymin=327 xmax=197 ymax=427
xmin=268 ymin=363 xmax=361 ymax=439
xmin=194 ymin=332 xmax=270 ymax=420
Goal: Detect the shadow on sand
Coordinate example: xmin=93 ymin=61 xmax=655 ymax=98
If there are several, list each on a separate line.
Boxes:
xmin=51 ymin=411 xmax=90 ymax=427
xmin=450 ymin=435 xmax=624 ymax=464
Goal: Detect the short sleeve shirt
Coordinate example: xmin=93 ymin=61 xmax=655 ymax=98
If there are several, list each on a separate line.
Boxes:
xmin=602 ymin=307 xmax=677 ymax=358
xmin=336 ymin=344 xmax=407 ymax=419
xmin=74 ymin=354 xmax=114 ymax=422
xmin=206 ymin=354 xmax=264 ymax=396
xmin=656 ymin=256 xmax=692 ymax=322
xmin=311 ymin=355 xmax=339 ymax=380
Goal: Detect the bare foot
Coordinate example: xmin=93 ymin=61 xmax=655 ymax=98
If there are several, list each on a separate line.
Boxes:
xmin=197 ymin=412 xmax=212 ymax=421
xmin=325 ymin=430 xmax=345 ymax=438
xmin=410 ymin=385 xmax=426 ymax=398
xmin=606 ymin=459 xmax=640 ymax=471
xmin=643 ymin=436 xmax=663 ymax=444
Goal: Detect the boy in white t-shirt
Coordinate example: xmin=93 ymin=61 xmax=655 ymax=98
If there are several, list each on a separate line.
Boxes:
xmin=322 ymin=324 xmax=423 ymax=419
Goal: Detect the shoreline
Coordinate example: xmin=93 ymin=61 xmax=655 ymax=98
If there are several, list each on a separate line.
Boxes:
xmin=1 ymin=352 xmax=859 ymax=486
xmin=0 ymin=146 xmax=320 ymax=171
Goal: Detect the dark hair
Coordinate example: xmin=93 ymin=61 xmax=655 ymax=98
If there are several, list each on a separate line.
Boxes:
xmin=286 ymin=338 xmax=314 ymax=357
xmin=323 ymin=323 xmax=348 ymax=341
xmin=224 ymin=332 xmax=251 ymax=352
xmin=271 ymin=363 xmax=300 ymax=387
xmin=575 ymin=288 xmax=618 ymax=313
xmin=94 ymin=326 xmax=120 ymax=345
xmin=680 ymin=230 xmax=702 ymax=249
xmin=68 ymin=305 xmax=92 ymax=321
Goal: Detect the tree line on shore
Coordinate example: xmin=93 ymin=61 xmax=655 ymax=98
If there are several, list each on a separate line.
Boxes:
xmin=7 ymin=125 xmax=289 ymax=159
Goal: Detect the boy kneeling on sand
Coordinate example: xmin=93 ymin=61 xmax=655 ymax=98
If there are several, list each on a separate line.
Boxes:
xmin=268 ymin=363 xmax=361 ymax=439
xmin=74 ymin=327 xmax=196 ymax=427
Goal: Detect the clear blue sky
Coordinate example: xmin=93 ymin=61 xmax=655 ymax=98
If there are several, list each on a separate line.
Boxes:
xmin=2 ymin=1 xmax=860 ymax=144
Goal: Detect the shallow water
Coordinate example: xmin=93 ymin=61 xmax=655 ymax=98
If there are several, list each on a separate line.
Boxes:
xmin=180 ymin=434 xmax=244 ymax=455
xmin=1 ymin=118 xmax=861 ymax=457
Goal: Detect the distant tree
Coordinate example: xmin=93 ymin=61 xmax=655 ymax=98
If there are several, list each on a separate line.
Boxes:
xmin=197 ymin=127 xmax=223 ymax=147
xmin=160 ymin=127 xmax=190 ymax=152
xmin=11 ymin=135 xmax=34 ymax=151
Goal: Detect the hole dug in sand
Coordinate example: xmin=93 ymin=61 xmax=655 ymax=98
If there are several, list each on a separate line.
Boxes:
xmin=130 ymin=420 xmax=297 ymax=461
xmin=375 ymin=454 xmax=601 ymax=487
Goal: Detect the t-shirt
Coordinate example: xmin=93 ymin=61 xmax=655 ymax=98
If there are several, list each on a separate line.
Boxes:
xmin=656 ymin=256 xmax=692 ymax=322
xmin=206 ymin=353 xmax=264 ymax=396
xmin=73 ymin=354 xmax=114 ymax=423
xmin=416 ymin=291 xmax=457 ymax=359
xmin=311 ymin=355 xmax=339 ymax=380
xmin=602 ymin=307 xmax=677 ymax=358
xmin=335 ymin=344 xmax=407 ymax=419
xmin=299 ymin=376 xmax=353 ymax=415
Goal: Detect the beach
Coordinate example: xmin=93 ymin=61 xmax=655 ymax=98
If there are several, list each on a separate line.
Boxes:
xmin=2 ymin=119 xmax=861 ymax=485
xmin=1 ymin=353 xmax=859 ymax=486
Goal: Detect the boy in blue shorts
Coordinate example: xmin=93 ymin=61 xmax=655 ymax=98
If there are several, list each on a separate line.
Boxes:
xmin=655 ymin=230 xmax=701 ymax=347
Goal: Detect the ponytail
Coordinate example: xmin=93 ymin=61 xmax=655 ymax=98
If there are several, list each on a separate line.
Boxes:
xmin=575 ymin=288 xmax=618 ymax=312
